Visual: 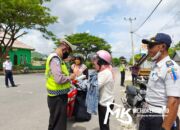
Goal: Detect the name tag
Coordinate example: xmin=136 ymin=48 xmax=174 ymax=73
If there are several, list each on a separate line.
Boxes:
xmin=150 ymin=71 xmax=159 ymax=81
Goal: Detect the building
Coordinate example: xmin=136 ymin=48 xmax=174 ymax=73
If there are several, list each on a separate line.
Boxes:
xmin=1 ymin=39 xmax=34 ymax=66
xmin=172 ymin=50 xmax=180 ymax=65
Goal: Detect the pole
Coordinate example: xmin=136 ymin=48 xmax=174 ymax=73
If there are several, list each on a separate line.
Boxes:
xmin=124 ymin=17 xmax=136 ymax=65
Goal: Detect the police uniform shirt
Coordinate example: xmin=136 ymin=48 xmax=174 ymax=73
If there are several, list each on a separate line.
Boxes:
xmin=146 ymin=56 xmax=180 ymax=107
xmin=3 ymin=60 xmax=13 ymax=71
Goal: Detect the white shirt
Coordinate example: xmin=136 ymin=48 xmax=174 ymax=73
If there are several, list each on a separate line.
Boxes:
xmin=3 ymin=60 xmax=13 ymax=70
xmin=98 ymin=69 xmax=115 ymax=106
xmin=146 ymin=56 xmax=180 ymax=107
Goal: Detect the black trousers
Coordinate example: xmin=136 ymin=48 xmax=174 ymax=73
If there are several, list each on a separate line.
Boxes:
xmin=139 ymin=113 xmax=179 ymax=130
xmin=132 ymin=74 xmax=137 ymax=85
xmin=98 ymin=104 xmax=114 ymax=130
xmin=120 ymin=71 xmax=125 ymax=86
xmin=47 ymin=94 xmax=68 ymax=130
xmin=5 ymin=70 xmax=15 ymax=87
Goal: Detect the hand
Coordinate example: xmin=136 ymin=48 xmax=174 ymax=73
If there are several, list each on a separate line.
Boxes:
xmin=72 ymin=79 xmax=78 ymax=85
xmin=70 ymin=73 xmax=76 ymax=80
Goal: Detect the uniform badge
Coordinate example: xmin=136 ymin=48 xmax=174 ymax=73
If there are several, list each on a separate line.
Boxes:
xmin=166 ymin=60 xmax=174 ymax=67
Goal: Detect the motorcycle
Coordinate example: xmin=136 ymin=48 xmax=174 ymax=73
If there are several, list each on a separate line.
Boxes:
xmin=67 ymin=84 xmax=78 ymax=118
xmin=126 ymin=76 xmax=147 ymax=108
xmin=67 ymin=75 xmax=91 ymax=121
xmin=121 ymin=76 xmax=148 ymax=123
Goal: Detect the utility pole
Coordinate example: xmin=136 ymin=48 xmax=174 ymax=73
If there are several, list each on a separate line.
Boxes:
xmin=124 ymin=17 xmax=136 ymax=65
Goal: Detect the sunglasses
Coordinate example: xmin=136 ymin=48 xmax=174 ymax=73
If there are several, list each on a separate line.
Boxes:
xmin=147 ymin=43 xmax=162 ymax=49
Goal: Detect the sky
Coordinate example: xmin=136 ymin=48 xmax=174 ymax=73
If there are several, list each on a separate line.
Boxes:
xmin=19 ymin=0 xmax=180 ymax=59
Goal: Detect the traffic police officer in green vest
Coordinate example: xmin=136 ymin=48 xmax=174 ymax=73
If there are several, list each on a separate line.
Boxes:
xmin=45 ymin=38 xmax=76 ymax=130
xmin=139 ymin=33 xmax=180 ymax=130
xmin=119 ymin=56 xmax=126 ymax=86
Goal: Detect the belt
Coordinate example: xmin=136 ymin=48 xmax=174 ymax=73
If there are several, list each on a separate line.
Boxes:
xmin=5 ymin=70 xmax=12 ymax=73
xmin=147 ymin=103 xmax=166 ymax=114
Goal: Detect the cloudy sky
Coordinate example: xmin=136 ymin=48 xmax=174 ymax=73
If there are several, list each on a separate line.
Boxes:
xmin=19 ymin=0 xmax=180 ymax=59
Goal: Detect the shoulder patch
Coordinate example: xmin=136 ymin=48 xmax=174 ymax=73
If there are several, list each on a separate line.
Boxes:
xmin=167 ymin=68 xmax=178 ymax=81
xmin=166 ymin=60 xmax=174 ymax=67
xmin=167 ymin=68 xmax=177 ymax=73
xmin=171 ymin=68 xmax=177 ymax=80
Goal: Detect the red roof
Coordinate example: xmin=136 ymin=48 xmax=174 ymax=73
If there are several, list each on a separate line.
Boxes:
xmin=0 ymin=32 xmax=35 ymax=50
xmin=10 ymin=39 xmax=34 ymax=50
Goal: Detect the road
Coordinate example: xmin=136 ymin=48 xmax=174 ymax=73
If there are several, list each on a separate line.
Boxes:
xmin=0 ymin=69 xmax=179 ymax=130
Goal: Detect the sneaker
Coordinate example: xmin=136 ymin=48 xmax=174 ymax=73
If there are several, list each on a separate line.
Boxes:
xmin=12 ymin=85 xmax=17 ymax=87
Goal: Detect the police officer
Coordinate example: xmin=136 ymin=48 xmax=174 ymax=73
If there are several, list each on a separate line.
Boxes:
xmin=119 ymin=56 xmax=126 ymax=86
xmin=139 ymin=33 xmax=180 ymax=130
xmin=45 ymin=38 xmax=76 ymax=130
xmin=3 ymin=55 xmax=16 ymax=88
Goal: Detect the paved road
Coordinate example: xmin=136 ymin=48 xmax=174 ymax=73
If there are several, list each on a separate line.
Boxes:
xmin=0 ymin=68 xmax=132 ymax=130
xmin=0 ymin=69 xmax=179 ymax=130
xmin=0 ymin=73 xmax=49 ymax=130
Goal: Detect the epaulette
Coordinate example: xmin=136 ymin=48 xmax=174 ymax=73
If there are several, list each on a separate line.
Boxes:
xmin=166 ymin=60 xmax=174 ymax=67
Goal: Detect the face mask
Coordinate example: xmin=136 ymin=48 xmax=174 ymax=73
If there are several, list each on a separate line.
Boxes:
xmin=151 ymin=51 xmax=161 ymax=61
xmin=62 ymin=51 xmax=69 ymax=59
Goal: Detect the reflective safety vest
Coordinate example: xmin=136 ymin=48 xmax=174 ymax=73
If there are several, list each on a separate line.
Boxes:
xmin=45 ymin=53 xmax=70 ymax=96
xmin=119 ymin=64 xmax=125 ymax=72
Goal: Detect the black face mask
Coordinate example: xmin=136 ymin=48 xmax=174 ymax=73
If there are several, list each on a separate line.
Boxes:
xmin=62 ymin=51 xmax=69 ymax=59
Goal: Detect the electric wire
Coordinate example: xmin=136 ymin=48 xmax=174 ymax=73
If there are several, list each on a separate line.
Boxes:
xmin=133 ymin=0 xmax=163 ymax=33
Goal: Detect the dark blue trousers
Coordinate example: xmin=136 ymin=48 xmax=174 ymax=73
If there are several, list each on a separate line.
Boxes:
xmin=5 ymin=70 xmax=15 ymax=87
xmin=139 ymin=113 xmax=179 ymax=130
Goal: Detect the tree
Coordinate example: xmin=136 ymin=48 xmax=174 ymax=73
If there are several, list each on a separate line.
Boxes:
xmin=0 ymin=0 xmax=57 ymax=62
xmin=112 ymin=58 xmax=120 ymax=66
xmin=174 ymin=41 xmax=180 ymax=50
xmin=168 ymin=41 xmax=180 ymax=58
xmin=129 ymin=53 xmax=142 ymax=65
xmin=168 ymin=47 xmax=175 ymax=58
xmin=64 ymin=33 xmax=111 ymax=60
